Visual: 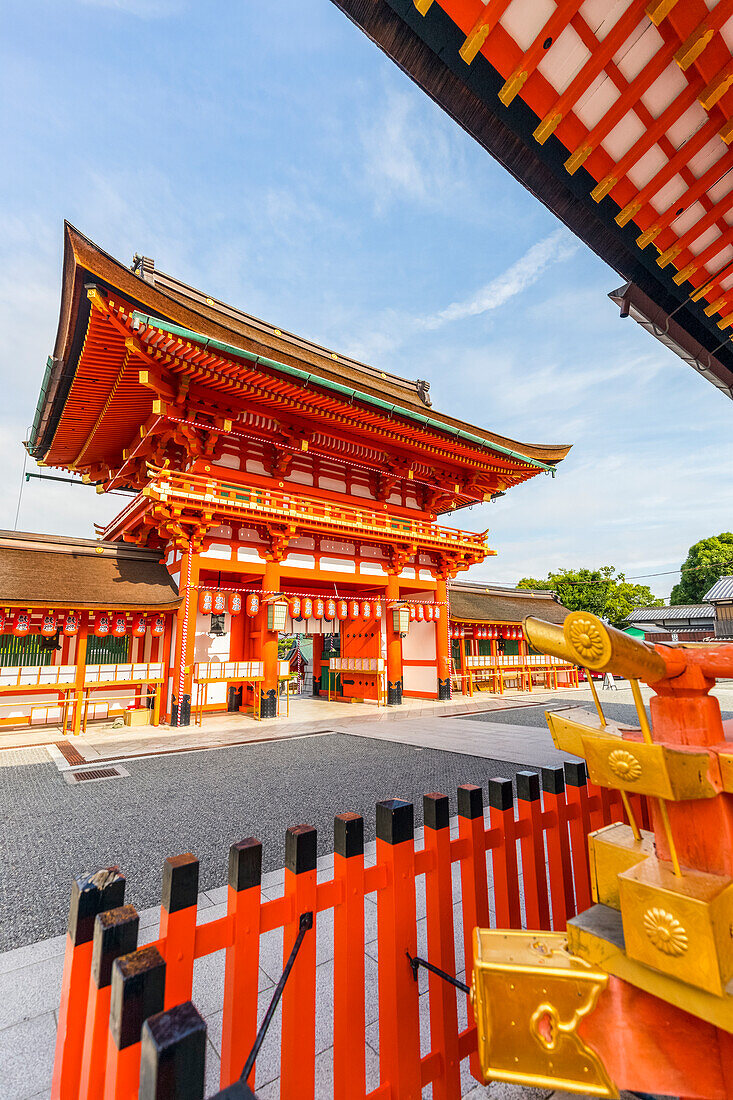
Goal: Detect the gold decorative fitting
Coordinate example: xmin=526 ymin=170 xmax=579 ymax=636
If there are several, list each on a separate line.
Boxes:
xmin=499 ymin=70 xmax=528 ymax=107
xmin=274 ymin=329 xmax=282 ymax=336
xmin=675 ymin=28 xmax=715 ymax=71
xmin=565 ymin=144 xmax=592 ymax=175
xmin=645 ymin=0 xmax=681 ymax=27
xmin=534 ymin=113 xmax=562 ymax=145
xmin=616 ymin=200 xmax=642 ymax=228
xmin=673 ymin=262 xmax=697 ymax=285
xmin=591 ymin=176 xmax=617 ymax=203
xmin=566 ymin=617 xmax=606 ymax=664
xmin=720 ymin=118 xmax=733 ymax=145
xmin=413 ymin=0 xmax=433 ymax=13
xmin=643 ymin=908 xmax=688 ymax=956
xmin=205 ymin=298 xmax=214 ymax=305
xmin=330 ymin=353 xmax=338 ymax=360
xmin=607 ymin=748 xmax=642 ymax=782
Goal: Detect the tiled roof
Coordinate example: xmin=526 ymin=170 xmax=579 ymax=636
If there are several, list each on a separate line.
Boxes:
xmin=626 ymin=605 xmax=714 ymax=623
xmin=449 ymin=582 xmax=569 ymax=625
xmin=703 ymin=577 xmax=733 ymax=602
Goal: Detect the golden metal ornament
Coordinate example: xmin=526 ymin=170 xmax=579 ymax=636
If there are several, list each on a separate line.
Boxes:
xmin=470 ymin=929 xmax=618 ymax=1098
xmin=588 ymin=823 xmax=654 ymax=910
xmin=561 ymin=611 xmax=668 ymax=683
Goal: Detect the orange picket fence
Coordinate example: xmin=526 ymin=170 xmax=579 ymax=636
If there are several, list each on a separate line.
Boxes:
xmin=51 ymin=761 xmax=648 ymax=1100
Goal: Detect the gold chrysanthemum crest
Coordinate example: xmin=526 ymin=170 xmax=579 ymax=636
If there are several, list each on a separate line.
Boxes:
xmin=607 ymin=748 xmax=642 ymax=782
xmin=643 ymin=908 xmax=688 ymax=956
xmin=567 ymin=617 xmax=605 ymax=664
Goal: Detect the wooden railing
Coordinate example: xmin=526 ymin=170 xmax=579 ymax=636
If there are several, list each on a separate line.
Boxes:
xmin=137 ymin=468 xmax=490 ymax=555
xmin=0 ymin=664 xmax=77 ymax=691
xmin=51 ymin=766 xmax=647 ymax=1099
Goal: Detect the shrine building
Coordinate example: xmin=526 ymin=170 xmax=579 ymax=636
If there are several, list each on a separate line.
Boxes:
xmin=14 ymin=224 xmax=571 ymax=728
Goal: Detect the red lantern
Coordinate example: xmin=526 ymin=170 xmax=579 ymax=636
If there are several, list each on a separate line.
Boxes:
xmin=151 ymin=614 xmax=165 ymax=636
xmin=93 ymin=612 xmax=110 ymax=638
xmin=289 ymin=596 xmax=302 ymax=620
xmin=132 ymin=613 xmax=147 ymax=637
xmin=41 ymin=612 xmax=58 ymax=637
xmin=416 ymin=604 xmax=424 ymax=621
xmin=314 ymin=598 xmax=325 ymax=619
xmin=302 ymin=597 xmax=313 ymax=619
xmin=362 ymin=601 xmax=371 ymax=619
xmin=424 ymin=605 xmax=433 ymax=622
xmin=433 ymin=605 xmax=440 ymax=621
xmin=199 ymin=590 xmax=214 ymax=614
xmin=337 ymin=599 xmax=348 ymax=621
xmin=228 ymin=592 xmax=242 ymax=615
xmin=409 ymin=604 xmax=416 ymax=621
xmin=111 ymin=614 xmax=127 ymax=637
xmin=12 ymin=611 xmax=31 ymax=636
xmin=325 ymin=599 xmax=336 ymax=621
xmin=0 ymin=611 xmax=6 ymax=633
xmin=246 ymin=594 xmax=260 ymax=617
xmin=375 ymin=602 xmax=383 ymax=620
xmin=212 ymin=592 xmax=227 ymax=615
xmin=350 ymin=600 xmax=360 ymax=619
xmin=64 ymin=612 xmax=81 ymax=637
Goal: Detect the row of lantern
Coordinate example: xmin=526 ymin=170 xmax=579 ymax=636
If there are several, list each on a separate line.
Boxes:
xmin=199 ymin=590 xmax=442 ymax=624
xmin=450 ymin=624 xmax=523 ymax=640
xmin=3 ymin=610 xmax=166 ymax=638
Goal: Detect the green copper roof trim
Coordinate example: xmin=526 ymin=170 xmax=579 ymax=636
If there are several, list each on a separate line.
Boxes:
xmin=28 ymin=355 xmax=55 ymax=456
xmin=130 ymin=311 xmax=554 ymax=472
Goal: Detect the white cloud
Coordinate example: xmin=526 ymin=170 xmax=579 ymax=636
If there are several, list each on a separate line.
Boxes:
xmin=420 ymin=229 xmax=579 ymax=329
xmin=77 ymin=0 xmax=184 ymax=16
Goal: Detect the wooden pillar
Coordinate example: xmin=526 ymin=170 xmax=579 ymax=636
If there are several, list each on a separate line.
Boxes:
xmin=171 ymin=545 xmax=199 ymax=727
xmin=72 ymin=619 xmax=89 ymax=736
xmin=259 ymin=559 xmax=281 ymax=718
xmin=435 ymin=576 xmax=451 ymax=701
xmin=386 ymin=572 xmax=403 ymax=706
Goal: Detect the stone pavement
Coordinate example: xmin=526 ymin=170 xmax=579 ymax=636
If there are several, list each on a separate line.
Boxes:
xmin=0 ymin=820 xmax=646 ymax=1100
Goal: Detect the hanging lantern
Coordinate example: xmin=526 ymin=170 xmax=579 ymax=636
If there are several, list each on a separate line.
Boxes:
xmin=302 ymin=597 xmax=313 ymax=619
xmin=212 ymin=592 xmax=227 ymax=615
xmin=246 ymin=593 xmax=260 ymax=617
xmin=228 ymin=592 xmax=242 ymax=616
xmin=314 ymin=598 xmax=325 ymax=620
xmin=362 ymin=601 xmax=371 ymax=619
xmin=111 ymin=614 xmax=127 ymax=637
xmin=416 ymin=604 xmax=424 ymax=621
xmin=289 ymin=596 xmax=302 ymax=620
xmin=267 ymin=598 xmax=289 ymax=632
xmin=132 ymin=613 xmax=147 ymax=638
xmin=425 ymin=605 xmax=433 ymax=622
xmin=325 ymin=598 xmax=336 ymax=621
xmin=151 ymin=614 xmax=165 ymax=637
xmin=0 ymin=611 xmax=6 ymax=633
xmin=12 ymin=610 xmax=31 ymax=637
xmin=93 ymin=612 xmax=110 ymax=638
xmin=375 ymin=602 xmax=383 ymax=620
xmin=63 ymin=611 xmax=81 ymax=637
xmin=350 ymin=600 xmax=360 ymax=619
xmin=40 ymin=612 xmax=58 ymax=637
xmin=460 ymin=626 xmax=465 ymax=638
xmin=337 ymin=599 xmax=348 ymax=621
xmin=392 ymin=605 xmax=410 ymax=634
xmin=409 ymin=604 xmax=417 ymax=621
xmin=433 ymin=605 xmax=440 ymax=621
xmin=199 ymin=590 xmax=214 ymax=614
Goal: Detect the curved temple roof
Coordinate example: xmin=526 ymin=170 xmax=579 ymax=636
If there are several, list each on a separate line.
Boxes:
xmin=329 ymin=0 xmax=733 ymax=399
xmin=27 ymin=225 xmax=570 ymax=508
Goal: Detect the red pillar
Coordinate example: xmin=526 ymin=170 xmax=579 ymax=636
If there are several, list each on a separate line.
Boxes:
xmin=386 ymin=572 xmax=403 ymax=706
xmin=435 ymin=576 xmax=451 ymax=701
xmin=259 ymin=559 xmax=281 ymax=718
xmin=171 ymin=544 xmax=199 ymax=727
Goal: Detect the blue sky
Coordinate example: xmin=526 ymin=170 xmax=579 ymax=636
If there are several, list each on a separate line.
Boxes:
xmin=2 ymin=0 xmax=731 ymax=600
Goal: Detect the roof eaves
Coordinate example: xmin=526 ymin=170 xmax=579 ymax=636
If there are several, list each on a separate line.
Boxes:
xmin=131 ymin=312 xmax=557 ymax=473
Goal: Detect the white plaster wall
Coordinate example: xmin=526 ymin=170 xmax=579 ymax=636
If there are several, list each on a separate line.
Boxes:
xmin=402 ymin=620 xmax=436 ymax=661
xmin=403 ymin=664 xmax=438 ymax=694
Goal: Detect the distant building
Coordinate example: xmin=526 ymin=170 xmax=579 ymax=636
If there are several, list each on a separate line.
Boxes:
xmin=624 ymin=605 xmax=715 ymax=643
xmin=703 ymin=577 xmax=733 ymax=639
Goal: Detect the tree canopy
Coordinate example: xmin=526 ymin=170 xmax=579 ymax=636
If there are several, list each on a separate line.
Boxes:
xmin=517 ymin=566 xmax=663 ymax=627
xmin=670 ymin=533 xmax=733 ymax=605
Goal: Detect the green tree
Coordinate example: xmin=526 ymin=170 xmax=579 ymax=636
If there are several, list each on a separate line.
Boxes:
xmin=517 ymin=566 xmax=662 ymax=626
xmin=670 ymin=533 xmax=733 ymax=604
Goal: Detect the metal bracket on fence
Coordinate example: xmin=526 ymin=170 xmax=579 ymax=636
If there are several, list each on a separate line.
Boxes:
xmin=406 ymin=951 xmax=470 ymax=995
xmin=240 ymin=911 xmax=314 ymax=1085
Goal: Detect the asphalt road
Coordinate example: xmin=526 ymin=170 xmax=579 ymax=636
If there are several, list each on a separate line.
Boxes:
xmin=1 ymin=733 xmax=538 ymax=952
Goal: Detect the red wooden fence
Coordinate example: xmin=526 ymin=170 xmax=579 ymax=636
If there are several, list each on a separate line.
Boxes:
xmin=51 ymin=761 xmax=648 ymax=1100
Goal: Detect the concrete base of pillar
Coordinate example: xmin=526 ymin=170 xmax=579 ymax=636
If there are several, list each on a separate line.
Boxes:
xmin=438 ymin=678 xmax=451 ymax=701
xmin=260 ymin=689 xmax=277 ymax=718
xmin=387 ymin=680 xmax=403 ymax=706
xmin=227 ymin=686 xmax=243 ymax=712
xmin=171 ymin=694 xmax=191 ymax=726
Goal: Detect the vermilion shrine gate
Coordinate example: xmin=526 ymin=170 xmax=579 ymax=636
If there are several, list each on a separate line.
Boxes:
xmin=8 ymin=224 xmax=572 ymax=727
